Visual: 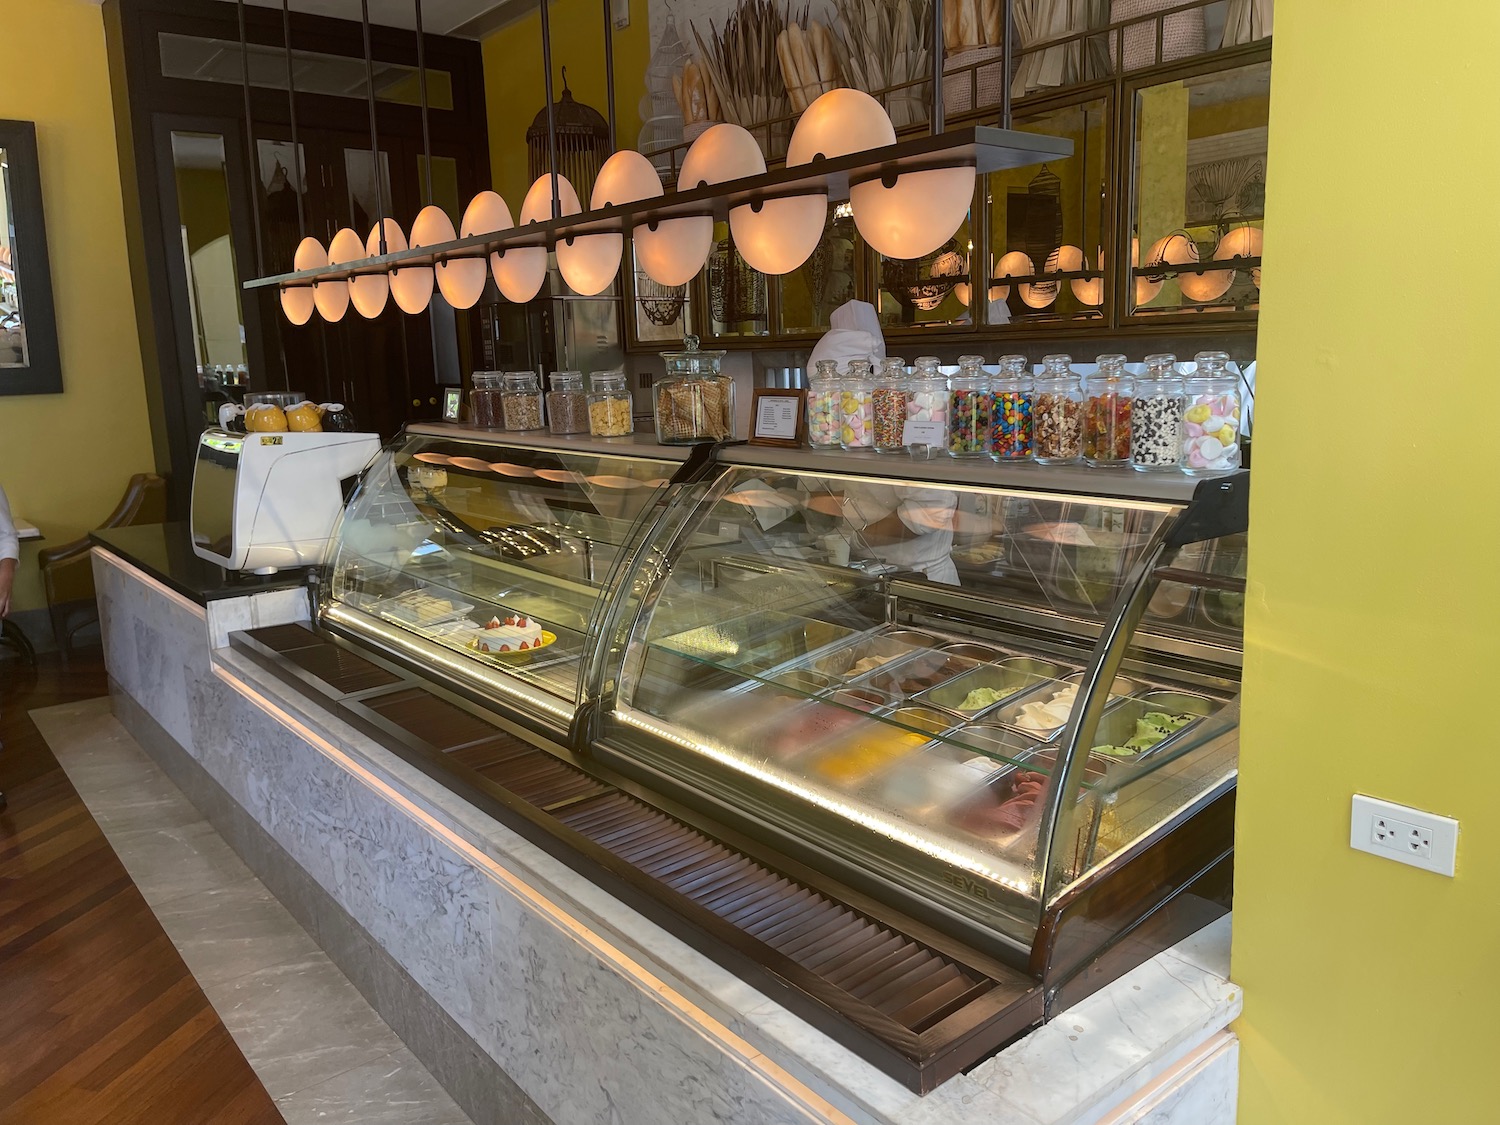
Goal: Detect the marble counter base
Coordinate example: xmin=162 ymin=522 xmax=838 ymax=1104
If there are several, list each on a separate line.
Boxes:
xmin=96 ymin=548 xmax=1241 ymax=1125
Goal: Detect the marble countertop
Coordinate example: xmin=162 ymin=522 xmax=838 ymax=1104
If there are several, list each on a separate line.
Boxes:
xmin=92 ymin=523 xmax=310 ymax=605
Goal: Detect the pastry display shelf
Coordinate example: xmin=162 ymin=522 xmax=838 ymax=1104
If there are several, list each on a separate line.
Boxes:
xmin=240 ymin=126 xmax=1072 ymax=291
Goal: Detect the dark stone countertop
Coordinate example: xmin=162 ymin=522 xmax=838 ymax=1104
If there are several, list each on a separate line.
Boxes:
xmin=91 ymin=523 xmax=311 ymax=605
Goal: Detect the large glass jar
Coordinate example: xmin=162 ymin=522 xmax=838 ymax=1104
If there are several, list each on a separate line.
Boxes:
xmin=501 ymin=371 xmax=545 ymax=431
xmin=1181 ymin=351 xmax=1242 ymax=475
xmin=655 ymin=335 xmax=734 ymax=444
xmin=588 ymin=371 xmax=634 ymax=437
xmin=807 ymin=360 xmax=841 ymax=448
xmin=990 ymin=354 xmax=1033 ymax=462
xmin=469 ymin=371 xmax=504 ymax=428
xmin=1083 ymin=353 xmax=1133 ymax=466
xmin=1131 ymin=353 xmax=1184 ymax=472
xmin=948 ymin=355 xmax=992 ymax=457
xmin=872 ymin=357 xmax=910 ymax=454
xmin=906 ymin=356 xmax=949 ymax=455
xmin=840 ymin=359 xmax=875 ymax=450
xmin=547 ymin=371 xmax=589 ymax=435
xmin=1033 ymin=354 xmax=1083 ymax=464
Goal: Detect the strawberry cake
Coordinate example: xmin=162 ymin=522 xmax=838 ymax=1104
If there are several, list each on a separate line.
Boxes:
xmin=470 ymin=614 xmax=544 ymax=653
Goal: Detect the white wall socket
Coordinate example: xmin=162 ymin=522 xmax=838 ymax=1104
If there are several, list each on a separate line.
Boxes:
xmin=1350 ymin=794 xmax=1458 ymax=877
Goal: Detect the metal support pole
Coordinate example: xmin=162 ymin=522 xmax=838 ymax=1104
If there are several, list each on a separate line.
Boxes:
xmin=930 ymin=0 xmax=944 ymax=135
xmin=236 ymin=0 xmax=265 ymax=276
xmin=540 ymin=0 xmax=561 ymax=218
xmin=602 ymin=0 xmax=617 ymax=150
xmin=415 ymin=0 xmax=433 ymax=205
xmin=1001 ymin=0 xmax=1012 ymax=129
xmin=281 ymin=0 xmax=305 ymax=237
xmin=360 ymin=0 xmax=387 ymax=252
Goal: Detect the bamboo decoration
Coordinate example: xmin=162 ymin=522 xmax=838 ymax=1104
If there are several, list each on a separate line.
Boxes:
xmin=777 ymin=18 xmax=842 ymax=113
xmin=691 ymin=0 xmax=796 ymax=139
xmin=827 ymin=0 xmax=935 ymax=129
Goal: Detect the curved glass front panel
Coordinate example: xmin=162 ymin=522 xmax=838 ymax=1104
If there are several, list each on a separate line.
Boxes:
xmin=607 ymin=463 xmax=1198 ymax=945
xmin=324 ymin=432 xmax=680 ymax=715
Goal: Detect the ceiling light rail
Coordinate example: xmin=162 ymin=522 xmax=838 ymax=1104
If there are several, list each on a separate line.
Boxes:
xmin=243 ymin=125 xmax=1072 ymax=291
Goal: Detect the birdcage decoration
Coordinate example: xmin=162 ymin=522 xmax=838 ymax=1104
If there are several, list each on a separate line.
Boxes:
xmin=881 ymin=237 xmax=967 ymax=313
xmin=639 ymin=15 xmax=691 ymax=175
xmin=708 ymin=236 xmax=767 ymax=326
xmin=527 ymin=68 xmax=611 ymax=205
xmin=1024 ymin=163 xmax=1064 ymax=269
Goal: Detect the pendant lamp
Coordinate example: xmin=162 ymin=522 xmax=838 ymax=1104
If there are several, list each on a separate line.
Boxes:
xmin=281 ymin=234 xmax=324 ymax=325
xmin=494 ymin=173 xmax=580 ymax=303
xmin=389 ymin=0 xmax=440 ymax=315
xmin=993 ymin=250 xmax=1033 ymax=301
xmin=1216 ymin=223 xmax=1264 ymax=289
xmin=441 ymin=192 xmax=508 ymax=309
xmin=555 ymin=150 xmax=661 ymax=296
xmin=1133 ymin=236 xmax=1163 ymax=307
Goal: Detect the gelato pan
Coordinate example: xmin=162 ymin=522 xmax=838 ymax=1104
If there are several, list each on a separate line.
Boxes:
xmin=856 ymin=654 xmax=979 ymax=698
xmin=879 ymin=749 xmax=999 ymax=815
xmin=1092 ymin=712 xmax=1194 ymax=757
xmin=1087 ymin=691 xmax=1216 ymax=759
xmin=810 ymin=706 xmax=950 ymax=786
xmin=951 ymin=770 xmax=1049 ymax=840
xmin=995 ymin=673 xmax=1136 ymax=735
xmin=920 ymin=657 xmax=1066 ymax=714
xmin=812 ymin=633 xmax=930 ymax=679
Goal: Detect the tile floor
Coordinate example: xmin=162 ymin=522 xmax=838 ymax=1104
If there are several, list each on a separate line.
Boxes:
xmin=29 ymin=696 xmax=475 ymax=1125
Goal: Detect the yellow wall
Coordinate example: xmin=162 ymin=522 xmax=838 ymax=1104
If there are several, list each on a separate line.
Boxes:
xmin=0 ymin=0 xmax=154 ymax=613
xmin=481 ymin=0 xmax=650 ymax=208
xmin=1233 ymin=3 xmax=1500 ymax=1122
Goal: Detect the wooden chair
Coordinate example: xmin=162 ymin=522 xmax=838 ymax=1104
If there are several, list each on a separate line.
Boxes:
xmin=38 ymin=473 xmax=168 ymax=655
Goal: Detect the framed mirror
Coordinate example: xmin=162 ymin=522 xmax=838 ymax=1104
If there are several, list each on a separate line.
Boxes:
xmin=0 ymin=121 xmax=60 ymax=395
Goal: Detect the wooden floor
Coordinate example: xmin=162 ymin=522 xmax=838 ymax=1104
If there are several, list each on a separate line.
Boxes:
xmin=0 ymin=651 xmax=285 ymax=1125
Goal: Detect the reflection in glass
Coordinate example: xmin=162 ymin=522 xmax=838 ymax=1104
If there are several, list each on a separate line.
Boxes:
xmin=257 ymin=139 xmax=308 ymax=276
xmin=0 ymin=147 xmax=25 ymax=367
xmin=775 ymin=204 xmax=856 ymax=337
xmin=1131 ymin=61 xmax=1269 ymax=315
xmin=986 ymin=99 xmax=1108 ymax=325
xmin=171 ymin=132 xmax=247 ymax=414
xmin=344 ymin=148 xmax=393 ymax=235
xmin=876 ymin=209 xmax=974 ymax=330
xmin=706 ymin=223 xmax=768 ymax=338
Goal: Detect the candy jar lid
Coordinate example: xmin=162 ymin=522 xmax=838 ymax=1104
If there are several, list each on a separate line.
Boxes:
xmin=877 ymin=356 xmax=908 ymax=384
xmin=549 ymin=370 xmax=584 ymax=392
xmin=1038 ymin=353 xmax=1075 ymax=384
xmin=845 ymin=358 xmax=873 ymax=386
xmin=1086 ymin=353 xmax=1130 ymax=391
xmin=659 ymin=333 xmax=727 ymax=377
xmin=472 ymin=370 xmax=504 ymax=388
xmin=1140 ymin=352 xmax=1178 ymax=382
xmin=952 ymin=354 xmax=989 ymax=387
xmin=811 ymin=359 xmax=840 ymax=386
xmin=994 ymin=354 xmax=1029 ymax=386
xmin=590 ymin=370 xmax=628 ymax=392
xmin=913 ymin=355 xmax=941 ymax=375
xmin=504 ymin=370 xmax=540 ymax=391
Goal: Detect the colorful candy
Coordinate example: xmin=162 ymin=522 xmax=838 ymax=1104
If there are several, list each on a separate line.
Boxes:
xmin=1181 ymin=394 xmax=1241 ymax=473
xmin=1034 ymin=393 xmax=1083 ymax=462
xmin=948 ymin=388 xmax=993 ymax=455
xmin=991 ymin=391 xmax=1033 ymax=460
xmin=872 ymin=386 xmax=910 ymax=451
xmin=807 ymin=388 xmax=840 ymax=447
xmin=840 ymin=387 xmax=874 ymax=449
xmin=1130 ymin=394 xmax=1184 ymax=469
xmin=1084 ymin=392 xmax=1133 ymax=464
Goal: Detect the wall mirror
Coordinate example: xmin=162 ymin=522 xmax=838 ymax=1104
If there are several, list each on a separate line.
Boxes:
xmin=0 ymin=120 xmax=60 ymax=395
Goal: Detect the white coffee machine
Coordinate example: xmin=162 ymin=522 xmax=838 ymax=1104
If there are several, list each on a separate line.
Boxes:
xmin=190 ymin=427 xmax=381 ymax=573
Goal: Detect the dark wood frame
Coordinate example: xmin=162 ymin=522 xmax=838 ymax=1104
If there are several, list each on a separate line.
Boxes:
xmin=0 ymin=120 xmax=62 ymax=396
xmin=747 ymin=387 xmax=806 ymax=447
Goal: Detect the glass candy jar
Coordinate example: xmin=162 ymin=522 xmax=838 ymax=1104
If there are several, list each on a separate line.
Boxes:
xmin=1083 ymin=353 xmax=1133 ymax=466
xmin=469 ymin=371 xmax=504 ymax=428
xmin=1131 ymin=353 xmax=1184 ymax=472
xmin=501 ymin=371 xmax=545 ymax=431
xmin=587 ymin=371 xmax=634 ymax=437
xmin=840 ymin=359 xmax=875 ymax=450
xmin=807 ymin=359 xmax=842 ymax=448
xmin=947 ymin=355 xmax=992 ymax=457
xmin=990 ymin=354 xmax=1033 ymax=462
xmin=1033 ymin=354 xmax=1083 ymax=464
xmin=655 ymin=335 xmax=734 ymax=444
xmin=546 ymin=371 xmax=589 ymax=434
xmin=906 ymin=356 xmax=950 ymax=455
xmin=1181 ymin=351 xmax=1242 ymax=475
xmin=872 ymin=357 xmax=910 ymax=453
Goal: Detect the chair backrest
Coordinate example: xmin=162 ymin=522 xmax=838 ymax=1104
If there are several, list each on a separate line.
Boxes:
xmin=102 ymin=473 xmax=168 ymax=529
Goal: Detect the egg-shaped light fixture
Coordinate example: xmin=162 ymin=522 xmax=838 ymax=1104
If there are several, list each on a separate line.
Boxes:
xmin=1021 ymin=246 xmax=1062 ymax=309
xmin=787 ymin=89 xmax=897 ymax=164
xmin=280 ymin=235 xmax=327 ymax=325
xmin=555 ymin=151 xmax=660 ymax=296
xmin=391 ymin=205 xmax=449 ymax=315
xmin=327 ymin=227 xmax=367 ymax=320
xmin=432 ymin=196 xmax=492 ymax=310
xmin=312 ymin=232 xmax=352 ymax=322
xmin=350 ymin=220 xmax=401 ymax=318
xmin=634 ymin=128 xmax=763 ymax=288
xmin=1216 ymin=224 xmax=1264 ymax=289
xmin=464 ymin=191 xmax=515 ymax=304
xmin=993 ymin=250 xmax=1033 ymax=301
xmin=850 ymin=166 xmax=977 ymax=261
xmin=493 ymin=173 xmax=580 ymax=303
xmin=1058 ymin=245 xmax=1104 ymax=306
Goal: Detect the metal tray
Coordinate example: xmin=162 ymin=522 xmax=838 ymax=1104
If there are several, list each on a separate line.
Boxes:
xmin=1086 ymin=690 xmax=1218 ymax=763
xmin=990 ymin=672 xmax=1138 ymax=738
xmin=917 ymin=657 xmax=1070 ymax=716
xmin=848 ymin=652 xmax=985 ymax=701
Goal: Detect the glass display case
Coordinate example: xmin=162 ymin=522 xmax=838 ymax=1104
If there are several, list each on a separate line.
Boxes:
xmin=293 ymin=425 xmax=1245 ymax=1088
xmin=594 ymin=449 xmax=1243 ymax=957
xmin=321 ymin=423 xmax=691 ymax=734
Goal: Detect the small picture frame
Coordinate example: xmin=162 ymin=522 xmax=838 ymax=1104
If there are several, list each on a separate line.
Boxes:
xmin=442 ymin=386 xmax=462 ymax=422
xmin=749 ymin=388 xmax=806 ymax=448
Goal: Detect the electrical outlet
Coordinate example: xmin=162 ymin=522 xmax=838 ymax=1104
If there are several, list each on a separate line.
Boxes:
xmin=1351 ymin=795 xmax=1458 ymax=876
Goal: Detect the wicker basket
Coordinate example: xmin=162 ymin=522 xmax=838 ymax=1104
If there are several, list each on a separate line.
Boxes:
xmin=943 ymin=45 xmax=1006 ymax=115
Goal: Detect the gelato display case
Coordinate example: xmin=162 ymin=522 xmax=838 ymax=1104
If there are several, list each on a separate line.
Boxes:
xmin=236 ymin=425 xmax=1247 ymax=1092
